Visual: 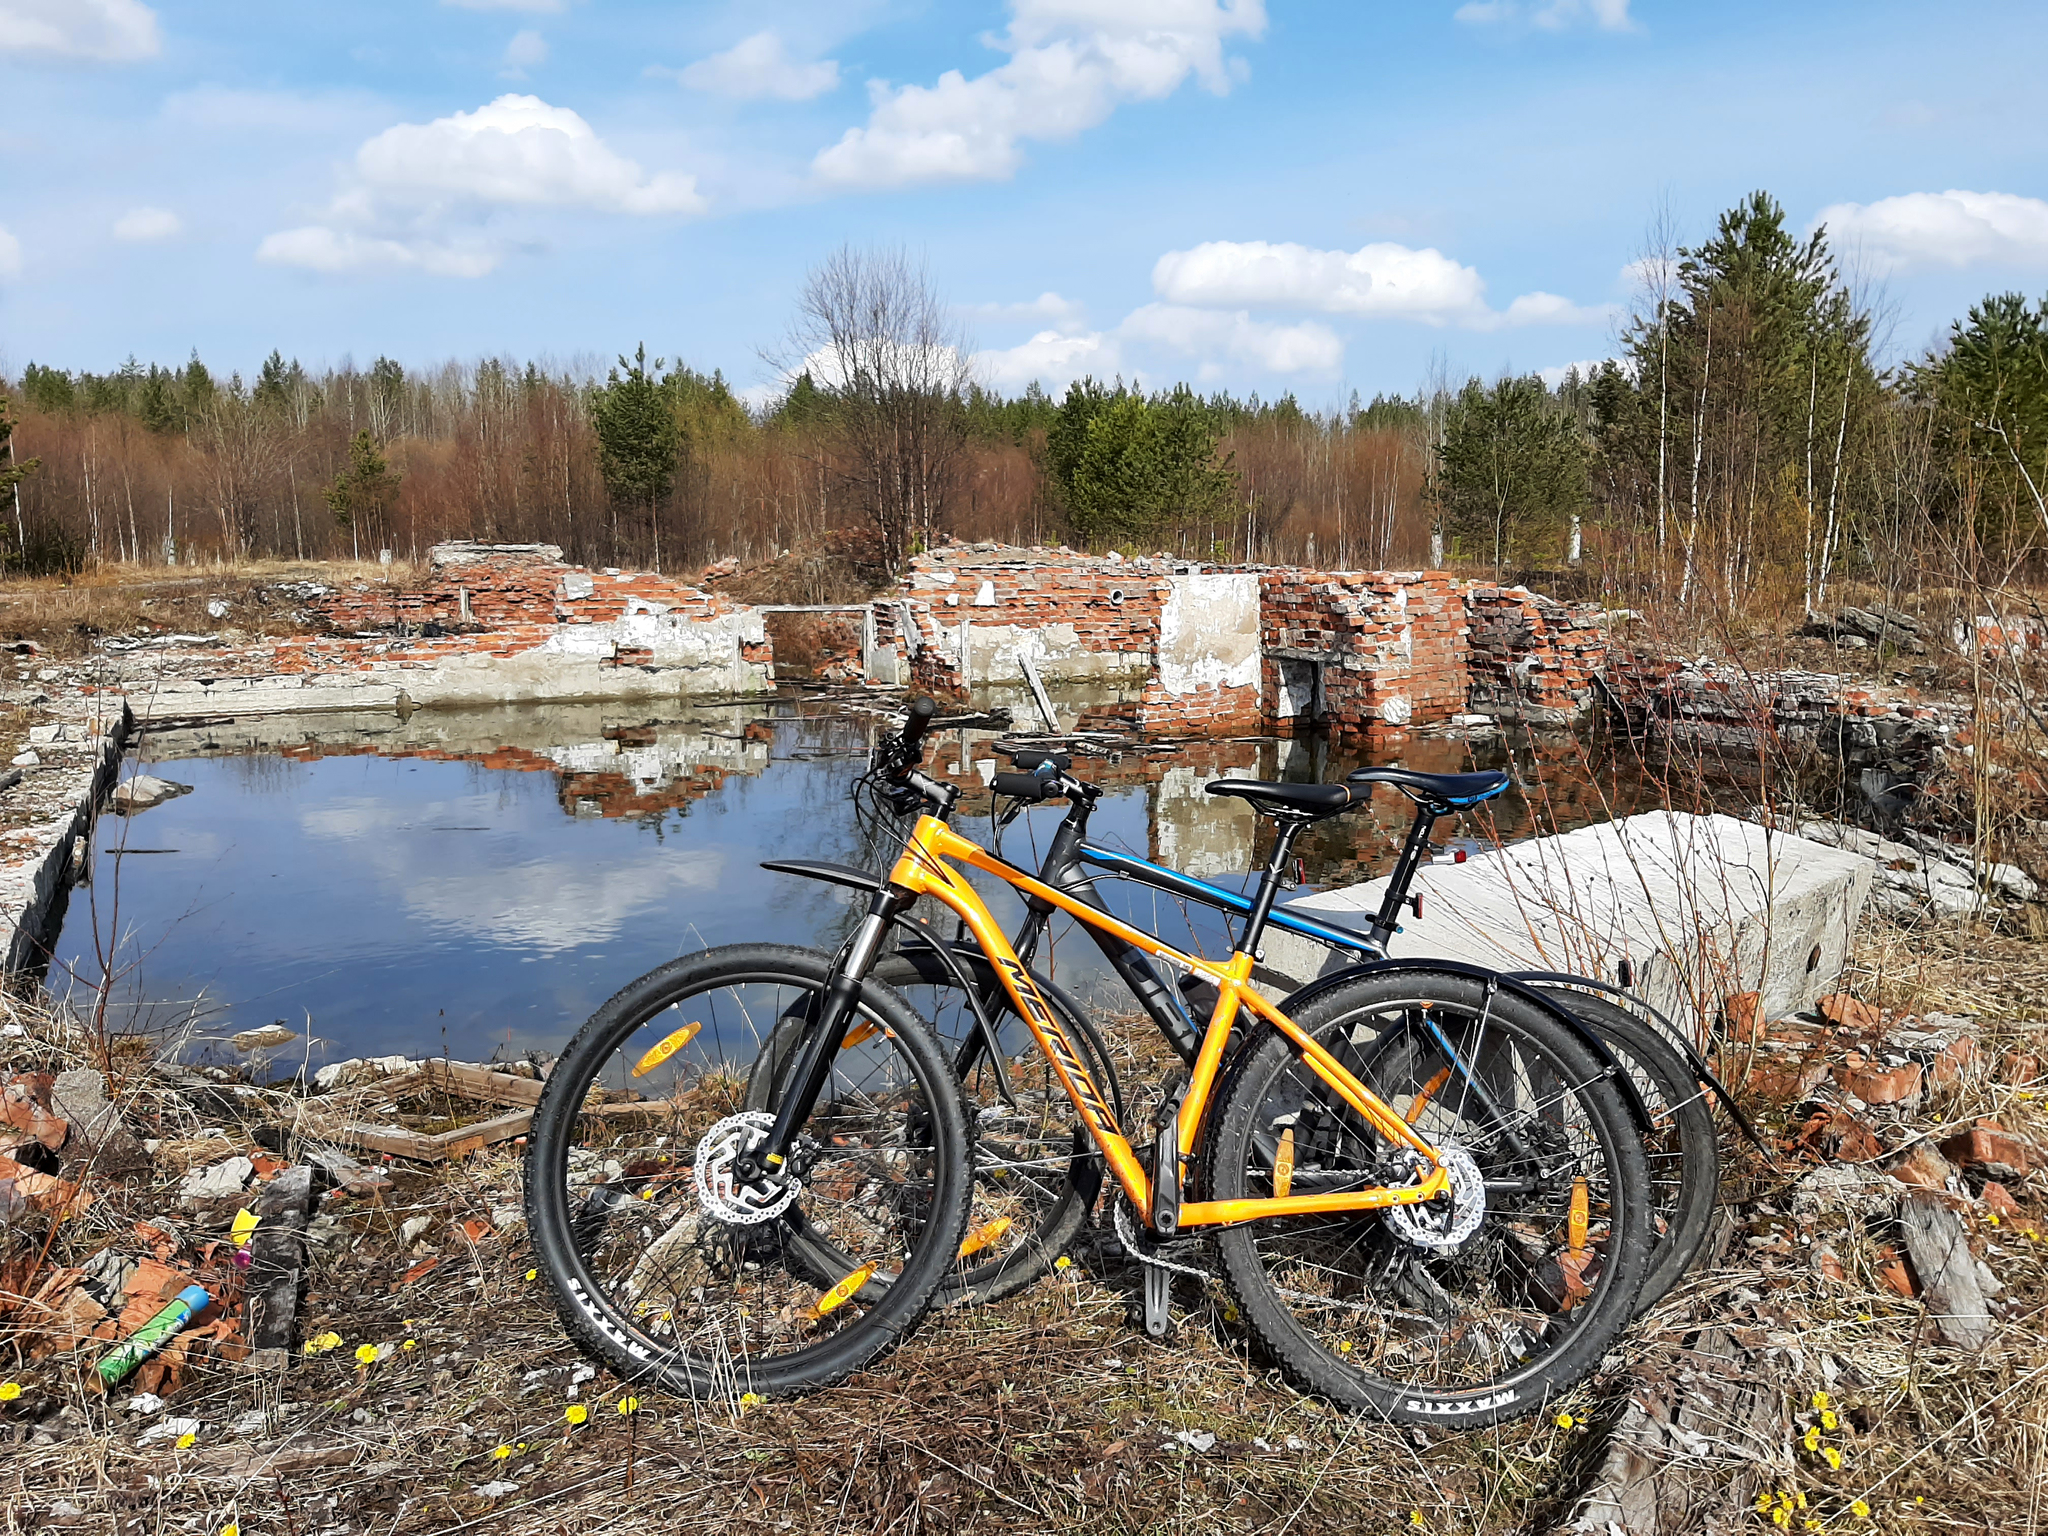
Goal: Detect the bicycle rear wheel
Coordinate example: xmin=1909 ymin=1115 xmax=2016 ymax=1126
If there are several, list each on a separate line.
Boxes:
xmin=1203 ymin=967 xmax=1651 ymax=1427
xmin=1532 ymin=984 xmax=1719 ymax=1313
xmin=525 ymin=943 xmax=973 ymax=1399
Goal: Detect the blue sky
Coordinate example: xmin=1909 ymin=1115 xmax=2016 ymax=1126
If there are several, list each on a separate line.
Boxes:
xmin=4 ymin=0 xmax=2046 ymax=405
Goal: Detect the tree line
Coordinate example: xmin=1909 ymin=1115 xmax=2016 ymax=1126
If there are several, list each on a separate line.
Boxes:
xmin=4 ymin=208 xmax=2045 ymax=625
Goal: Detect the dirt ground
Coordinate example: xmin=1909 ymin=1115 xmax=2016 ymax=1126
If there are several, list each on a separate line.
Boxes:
xmin=1 ymin=912 xmax=2045 ymax=1536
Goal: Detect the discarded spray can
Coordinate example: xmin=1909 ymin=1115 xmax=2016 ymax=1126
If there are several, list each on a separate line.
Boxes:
xmin=96 ymin=1285 xmax=211 ymax=1388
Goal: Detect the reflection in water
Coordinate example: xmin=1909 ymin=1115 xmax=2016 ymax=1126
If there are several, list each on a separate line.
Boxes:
xmin=52 ymin=699 xmax=1722 ymax=1071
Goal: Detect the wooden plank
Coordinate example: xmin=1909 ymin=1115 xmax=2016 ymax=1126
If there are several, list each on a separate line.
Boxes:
xmin=419 ymin=1059 xmax=544 ymax=1108
xmin=434 ymin=1109 xmax=532 ymax=1160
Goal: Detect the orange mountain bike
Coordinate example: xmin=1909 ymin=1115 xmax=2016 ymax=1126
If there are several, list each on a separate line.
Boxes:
xmin=528 ymin=701 xmax=1653 ymax=1424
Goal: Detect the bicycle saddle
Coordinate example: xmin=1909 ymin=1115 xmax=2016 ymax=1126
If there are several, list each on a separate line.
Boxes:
xmin=1204 ymin=779 xmax=1366 ymax=821
xmin=1345 ymin=766 xmax=1510 ymax=806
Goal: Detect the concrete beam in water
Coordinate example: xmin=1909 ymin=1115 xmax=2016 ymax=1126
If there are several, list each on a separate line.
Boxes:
xmin=1262 ymin=811 xmax=1876 ymax=1034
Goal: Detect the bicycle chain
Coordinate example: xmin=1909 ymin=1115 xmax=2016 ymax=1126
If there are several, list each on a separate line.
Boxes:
xmin=1112 ymin=1194 xmax=1214 ymax=1283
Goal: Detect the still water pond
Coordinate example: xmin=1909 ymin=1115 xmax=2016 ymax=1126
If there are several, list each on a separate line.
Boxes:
xmin=52 ymin=698 xmax=1699 ymax=1071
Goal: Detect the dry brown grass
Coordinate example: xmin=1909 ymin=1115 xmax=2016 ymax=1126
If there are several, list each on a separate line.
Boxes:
xmin=0 ymin=558 xmax=421 ymax=658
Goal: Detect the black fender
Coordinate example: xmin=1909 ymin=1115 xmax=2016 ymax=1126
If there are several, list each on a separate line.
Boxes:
xmin=1505 ymin=969 xmax=1768 ymax=1154
xmin=760 ymin=857 xmax=883 ymax=895
xmin=1274 ymin=957 xmax=1654 ymax=1136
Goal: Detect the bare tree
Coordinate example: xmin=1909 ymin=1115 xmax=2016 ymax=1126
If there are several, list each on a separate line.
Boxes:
xmin=781 ymin=246 xmax=972 ymax=573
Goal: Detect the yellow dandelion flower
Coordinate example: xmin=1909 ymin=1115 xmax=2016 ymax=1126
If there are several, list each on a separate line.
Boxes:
xmin=1804 ymin=1521 xmax=1820 ymax=1531
xmin=1851 ymin=1500 xmax=1870 ymax=1519
xmin=401 ymin=1339 xmax=417 ymax=1351
xmin=617 ymin=1396 xmax=639 ymax=1415
xmin=1821 ymin=1410 xmax=1838 ymax=1430
xmin=1823 ymin=1447 xmax=1843 ymax=1471
xmin=525 ymin=1268 xmax=538 ymax=1281
xmin=1802 ymin=1426 xmax=1821 ymax=1452
xmin=1987 ymin=1210 xmax=2002 ymax=1226
xmin=1555 ymin=1413 xmax=1575 ymax=1429
xmin=739 ymin=1392 xmax=763 ymax=1409
xmin=1054 ymin=1255 xmax=1072 ymax=1270
xmin=1795 ymin=1492 xmax=1808 ymax=1511
xmin=176 ymin=1432 xmax=197 ymax=1450
xmin=1811 ymin=1390 xmax=1829 ymax=1410
xmin=564 ymin=1404 xmax=588 ymax=1426
xmin=222 ymin=1525 xmax=240 ymax=1536
xmin=354 ymin=1343 xmax=380 ymax=1365
xmin=1756 ymin=1492 xmax=1775 ymax=1512
xmin=1409 ymin=1513 xmax=1425 ymax=1529
xmin=493 ymin=1444 xmax=513 ymax=1460
xmin=1771 ymin=1508 xmax=1790 ymax=1528
xmin=0 ymin=1382 xmax=20 ymax=1402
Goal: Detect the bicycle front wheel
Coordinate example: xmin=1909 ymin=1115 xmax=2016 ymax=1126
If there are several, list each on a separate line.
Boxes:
xmin=751 ymin=944 xmax=1113 ymax=1305
xmin=525 ymin=944 xmax=974 ymax=1399
xmin=1203 ymin=967 xmax=1651 ymax=1426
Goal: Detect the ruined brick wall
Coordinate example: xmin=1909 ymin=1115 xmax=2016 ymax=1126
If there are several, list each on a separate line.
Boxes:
xmin=1464 ymin=586 xmax=1609 ymax=720
xmin=1257 ymin=570 xmax=1467 ymax=736
xmin=273 ymin=541 xmax=774 ymax=695
xmin=894 ymin=544 xmax=1168 ymax=686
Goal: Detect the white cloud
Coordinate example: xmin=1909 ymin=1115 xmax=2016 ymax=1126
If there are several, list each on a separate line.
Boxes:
xmin=352 ymin=95 xmax=702 ymax=214
xmin=501 ymin=28 xmax=548 ymax=77
xmin=1816 ymin=190 xmax=2048 ymax=271
xmin=968 ymin=290 xmax=1090 ymax=334
xmin=256 ymin=226 xmax=499 ymax=279
xmin=1455 ymin=0 xmax=1635 ymax=31
xmin=971 ymin=296 xmax=1341 ymax=391
xmin=813 ymin=0 xmax=1266 ymax=189
xmin=0 ymin=0 xmax=159 ymax=61
xmin=976 ymin=328 xmax=1123 ymax=392
xmin=679 ymin=32 xmax=839 ymax=102
xmin=260 ymin=94 xmax=705 ymax=278
xmin=113 ymin=206 xmax=180 ymax=242
xmin=1152 ymin=238 xmax=1609 ymax=329
xmin=1537 ymin=357 xmax=1614 ymax=388
xmin=1120 ymin=303 xmax=1342 ymax=374
xmin=0 ymin=225 xmax=20 ymax=279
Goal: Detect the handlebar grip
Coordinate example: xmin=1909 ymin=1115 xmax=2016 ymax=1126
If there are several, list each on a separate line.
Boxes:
xmin=898 ymin=697 xmax=938 ymax=763
xmin=1008 ymin=749 xmax=1073 ymax=773
xmin=992 ymin=771 xmax=1052 ymax=801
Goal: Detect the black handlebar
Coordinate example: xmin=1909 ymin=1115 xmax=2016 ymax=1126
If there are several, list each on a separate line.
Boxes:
xmin=992 ymin=770 xmax=1051 ymax=800
xmin=897 ymin=697 xmax=937 ymax=767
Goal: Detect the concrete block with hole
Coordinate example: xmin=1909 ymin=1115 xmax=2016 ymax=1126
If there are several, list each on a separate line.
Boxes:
xmin=1261 ymin=811 xmax=1876 ymax=1037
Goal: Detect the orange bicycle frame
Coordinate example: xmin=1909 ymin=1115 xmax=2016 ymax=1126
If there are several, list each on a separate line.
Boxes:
xmin=885 ymin=815 xmax=1451 ymax=1227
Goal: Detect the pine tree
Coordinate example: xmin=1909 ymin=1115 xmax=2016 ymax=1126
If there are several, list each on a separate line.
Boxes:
xmin=591 ymin=344 xmax=679 ymax=567
xmin=1434 ymin=375 xmax=1588 ymax=576
xmin=324 ymin=430 xmax=399 ymax=561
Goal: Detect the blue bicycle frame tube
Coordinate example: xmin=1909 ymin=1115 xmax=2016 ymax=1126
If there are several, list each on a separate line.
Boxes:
xmin=1077 ymin=844 xmax=1384 ymax=959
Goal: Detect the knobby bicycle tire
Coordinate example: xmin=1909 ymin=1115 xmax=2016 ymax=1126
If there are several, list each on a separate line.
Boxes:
xmin=1203 ymin=967 xmax=1652 ymax=1427
xmin=1531 ymin=984 xmax=1720 ymax=1313
xmin=525 ymin=943 xmax=974 ymax=1399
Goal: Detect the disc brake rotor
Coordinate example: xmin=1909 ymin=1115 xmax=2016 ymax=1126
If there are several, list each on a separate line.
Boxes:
xmin=694 ymin=1110 xmax=800 ymax=1225
xmin=1384 ymin=1143 xmax=1486 ymax=1251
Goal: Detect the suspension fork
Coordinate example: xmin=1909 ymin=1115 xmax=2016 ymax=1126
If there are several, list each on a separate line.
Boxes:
xmin=744 ymin=887 xmax=910 ymax=1182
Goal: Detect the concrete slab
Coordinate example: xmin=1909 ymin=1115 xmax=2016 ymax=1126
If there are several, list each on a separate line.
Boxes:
xmin=1262 ymin=811 xmax=1876 ymax=1037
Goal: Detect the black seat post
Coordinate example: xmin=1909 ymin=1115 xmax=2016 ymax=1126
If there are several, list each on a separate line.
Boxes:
xmin=1368 ymin=796 xmax=1446 ymax=949
xmin=1239 ymin=817 xmax=1308 ymax=961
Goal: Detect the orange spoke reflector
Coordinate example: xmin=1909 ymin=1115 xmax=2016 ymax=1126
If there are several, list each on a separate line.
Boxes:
xmin=841 ymin=1020 xmax=881 ymax=1050
xmin=1568 ymin=1177 xmax=1589 ymax=1259
xmin=807 ymin=1263 xmax=878 ymax=1320
xmin=631 ymin=1021 xmax=701 ymax=1078
xmin=1273 ymin=1127 xmax=1296 ymax=1199
xmin=1406 ymin=1066 xmax=1453 ymax=1126
xmin=958 ymin=1216 xmax=1013 ymax=1259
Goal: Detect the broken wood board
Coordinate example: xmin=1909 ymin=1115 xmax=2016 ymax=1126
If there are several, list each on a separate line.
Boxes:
xmin=418 ymin=1059 xmax=544 ymax=1108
